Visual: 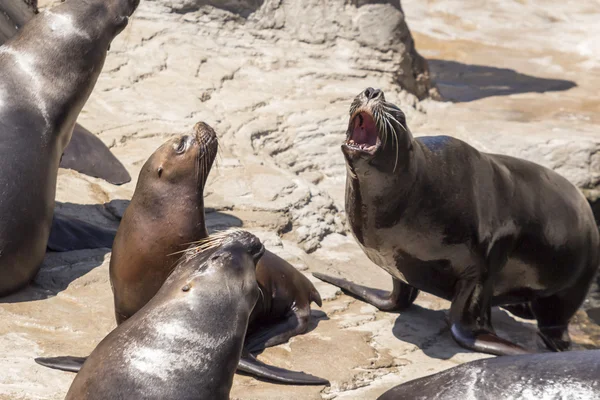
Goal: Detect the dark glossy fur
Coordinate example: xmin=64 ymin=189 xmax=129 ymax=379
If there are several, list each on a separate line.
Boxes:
xmin=378 ymin=350 xmax=600 ymax=400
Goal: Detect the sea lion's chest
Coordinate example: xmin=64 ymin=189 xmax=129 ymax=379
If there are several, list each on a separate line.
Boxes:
xmin=348 ymin=205 xmax=471 ymax=298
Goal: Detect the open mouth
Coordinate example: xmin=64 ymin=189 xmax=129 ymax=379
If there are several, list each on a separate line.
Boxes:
xmin=345 ymin=111 xmax=380 ymax=154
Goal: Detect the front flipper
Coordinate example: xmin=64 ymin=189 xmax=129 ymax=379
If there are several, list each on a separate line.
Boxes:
xmin=246 ymin=309 xmax=310 ymax=354
xmin=313 ymin=272 xmax=419 ymax=312
xmin=237 ymin=352 xmax=329 ymax=386
xmin=450 ymin=280 xmax=530 ymax=356
xmin=47 ymin=215 xmax=116 ymax=252
xmin=34 ymin=356 xmax=87 ymax=373
xmin=60 ymin=124 xmax=131 ymax=185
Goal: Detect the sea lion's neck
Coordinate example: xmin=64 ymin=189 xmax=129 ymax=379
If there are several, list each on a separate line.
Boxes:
xmin=345 ymin=146 xmax=421 ymax=243
xmin=133 ymin=183 xmax=209 ymax=236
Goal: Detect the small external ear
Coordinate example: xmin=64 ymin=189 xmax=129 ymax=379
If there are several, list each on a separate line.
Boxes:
xmin=157 ymin=167 xmax=163 ymax=178
xmin=113 ymin=15 xmax=129 ymax=36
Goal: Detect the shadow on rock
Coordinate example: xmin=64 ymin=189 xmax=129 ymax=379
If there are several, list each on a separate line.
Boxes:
xmin=391 ymin=305 xmax=468 ymax=360
xmin=206 ymin=208 xmax=244 ymax=232
xmin=54 ymin=200 xmax=125 ymax=231
xmin=169 ymin=0 xmax=265 ymax=18
xmin=392 ymin=305 xmax=542 ymax=359
xmin=429 ymin=59 xmax=577 ymax=102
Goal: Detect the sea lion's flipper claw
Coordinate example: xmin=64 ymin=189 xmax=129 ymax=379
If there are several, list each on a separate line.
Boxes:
xmin=312 ymin=272 xmax=418 ymax=312
xmin=47 ymin=214 xmax=116 ymax=252
xmin=237 ymin=353 xmax=329 ymax=386
xmin=60 ymin=123 xmax=131 ymax=185
xmin=245 ymin=310 xmax=310 ymax=353
xmin=34 ymin=356 xmax=87 ymax=373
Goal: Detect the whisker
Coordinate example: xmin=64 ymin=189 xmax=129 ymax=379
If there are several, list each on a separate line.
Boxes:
xmin=383 ymin=115 xmax=399 ymax=172
xmin=385 ymin=112 xmax=407 ymax=133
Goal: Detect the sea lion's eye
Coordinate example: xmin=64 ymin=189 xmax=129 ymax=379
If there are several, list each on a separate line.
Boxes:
xmin=157 ymin=167 xmax=163 ymax=177
xmin=175 ymin=138 xmax=186 ymax=154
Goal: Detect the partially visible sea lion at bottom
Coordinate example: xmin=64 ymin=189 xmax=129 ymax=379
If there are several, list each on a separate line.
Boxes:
xmin=377 ymin=350 xmax=600 ymax=400
xmin=65 ymin=229 xmax=265 ymax=400
xmin=36 ymin=122 xmax=329 ymax=385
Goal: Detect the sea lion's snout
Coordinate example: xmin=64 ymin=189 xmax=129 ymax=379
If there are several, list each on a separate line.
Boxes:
xmin=226 ymin=230 xmax=265 ymax=264
xmin=193 ymin=121 xmax=217 ymax=145
xmin=363 ymin=87 xmax=384 ymax=102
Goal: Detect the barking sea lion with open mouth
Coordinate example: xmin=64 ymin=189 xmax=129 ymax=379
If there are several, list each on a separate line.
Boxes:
xmin=315 ymin=87 xmax=600 ymax=356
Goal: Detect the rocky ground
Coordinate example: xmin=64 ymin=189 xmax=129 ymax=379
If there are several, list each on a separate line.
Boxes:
xmin=1 ymin=0 xmax=599 ymax=399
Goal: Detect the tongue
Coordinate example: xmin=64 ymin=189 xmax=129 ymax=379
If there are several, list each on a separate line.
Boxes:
xmin=351 ymin=113 xmax=378 ymax=146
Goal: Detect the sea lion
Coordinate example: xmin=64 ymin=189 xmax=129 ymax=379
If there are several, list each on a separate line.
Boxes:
xmin=0 ymin=0 xmax=131 ymax=186
xmin=377 ymin=350 xmax=600 ymax=400
xmin=314 ymin=87 xmax=600 ymax=356
xmin=36 ymin=122 xmax=328 ymax=385
xmin=65 ymin=229 xmax=265 ymax=400
xmin=0 ymin=0 xmax=139 ymax=296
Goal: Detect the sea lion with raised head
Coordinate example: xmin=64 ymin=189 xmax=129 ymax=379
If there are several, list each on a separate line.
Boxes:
xmin=65 ymin=229 xmax=265 ymax=400
xmin=36 ymin=122 xmax=328 ymax=385
xmin=377 ymin=350 xmax=600 ymax=400
xmin=314 ymin=87 xmax=600 ymax=356
xmin=0 ymin=0 xmax=139 ymax=296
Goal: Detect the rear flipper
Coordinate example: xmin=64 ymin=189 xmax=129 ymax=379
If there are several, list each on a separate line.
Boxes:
xmin=312 ymin=272 xmax=419 ymax=311
xmin=47 ymin=214 xmax=116 ymax=252
xmin=237 ymin=353 xmax=329 ymax=386
xmin=34 ymin=356 xmax=87 ymax=373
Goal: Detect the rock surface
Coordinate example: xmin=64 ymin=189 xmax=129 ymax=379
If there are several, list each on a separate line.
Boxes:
xmin=0 ymin=0 xmax=599 ymax=399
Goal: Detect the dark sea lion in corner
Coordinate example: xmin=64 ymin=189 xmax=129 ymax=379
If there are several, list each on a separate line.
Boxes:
xmin=36 ymin=122 xmax=328 ymax=385
xmin=0 ymin=0 xmax=131 ymax=186
xmin=0 ymin=0 xmax=140 ymax=296
xmin=65 ymin=229 xmax=266 ymax=400
xmin=314 ymin=88 xmax=600 ymax=356
xmin=378 ymin=350 xmax=600 ymax=400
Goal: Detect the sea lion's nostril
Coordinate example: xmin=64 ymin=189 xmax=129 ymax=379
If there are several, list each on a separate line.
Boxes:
xmin=368 ymin=88 xmax=382 ymax=100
